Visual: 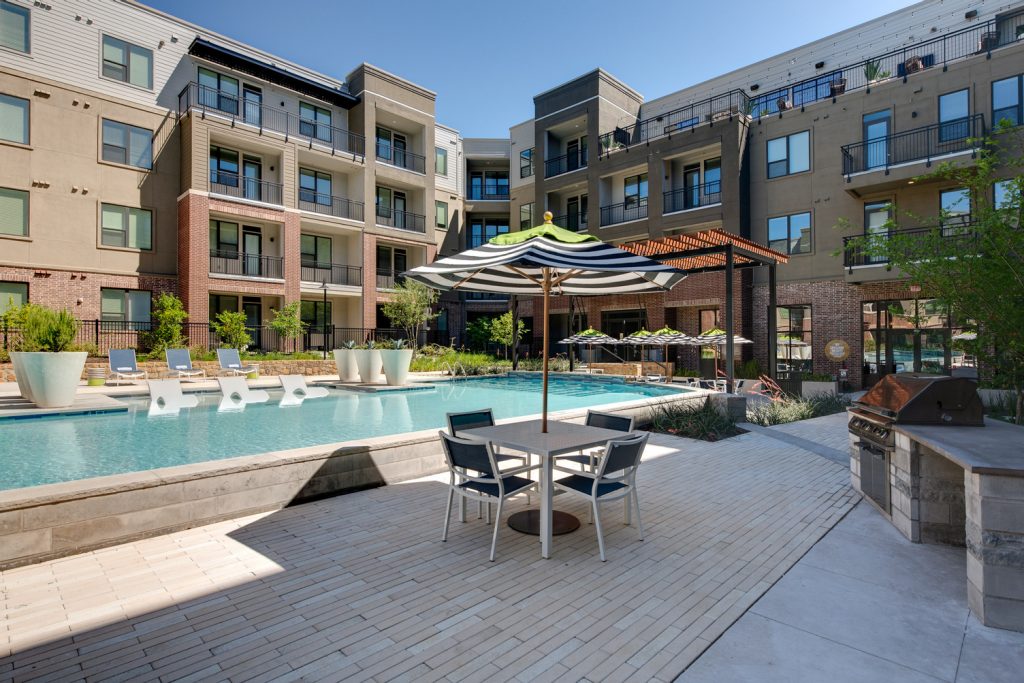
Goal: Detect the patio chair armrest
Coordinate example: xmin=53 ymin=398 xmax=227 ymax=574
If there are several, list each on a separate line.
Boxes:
xmin=552 ymin=465 xmax=597 ymax=478
xmin=500 ymin=463 xmax=540 ymax=477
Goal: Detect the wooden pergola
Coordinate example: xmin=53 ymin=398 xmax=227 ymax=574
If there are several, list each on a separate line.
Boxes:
xmin=620 ymin=229 xmax=790 ymax=392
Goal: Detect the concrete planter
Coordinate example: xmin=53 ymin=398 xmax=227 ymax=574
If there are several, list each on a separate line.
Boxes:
xmin=333 ymin=349 xmax=359 ymax=382
xmin=802 ymin=381 xmax=837 ymax=397
xmin=353 ymin=349 xmax=382 ymax=384
xmin=380 ymin=349 xmax=414 ymax=386
xmin=10 ymin=352 xmax=88 ymax=408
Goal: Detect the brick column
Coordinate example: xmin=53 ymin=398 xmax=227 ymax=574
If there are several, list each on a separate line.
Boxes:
xmin=177 ymin=192 xmax=211 ymax=321
xmin=282 ymin=211 xmax=301 ymax=306
xmin=362 ymin=233 xmax=377 ymax=329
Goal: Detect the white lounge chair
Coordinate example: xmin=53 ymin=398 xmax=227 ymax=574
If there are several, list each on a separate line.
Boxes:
xmin=216 ymin=376 xmax=270 ymax=412
xmin=147 ymin=379 xmax=199 ymax=416
xmin=108 ymin=349 xmax=147 ymax=385
xmin=217 ymin=348 xmax=258 ymax=377
xmin=279 ymin=374 xmax=329 ymax=406
xmin=165 ymin=348 xmax=206 ymax=382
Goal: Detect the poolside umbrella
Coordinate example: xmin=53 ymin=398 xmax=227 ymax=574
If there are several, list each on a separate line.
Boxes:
xmin=405 ymin=212 xmax=686 ymax=431
xmin=694 ymin=327 xmax=753 ymax=376
xmin=559 ymin=327 xmax=619 ymax=374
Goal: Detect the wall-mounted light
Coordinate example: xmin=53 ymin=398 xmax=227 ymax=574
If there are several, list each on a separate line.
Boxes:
xmin=965 ymin=10 xmax=978 ymax=19
xmin=814 ymin=61 xmax=825 ymax=69
xmin=750 ymin=84 xmax=760 ymax=92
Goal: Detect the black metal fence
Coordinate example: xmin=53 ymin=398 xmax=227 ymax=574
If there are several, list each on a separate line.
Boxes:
xmin=375 ymin=141 xmax=426 ymax=173
xmin=298 ymin=192 xmax=364 ymax=221
xmin=600 ymin=197 xmax=648 ymax=227
xmin=375 ymin=207 xmax=426 ymax=233
xmin=300 ymin=263 xmax=362 ymax=286
xmin=209 ymin=250 xmax=284 ymax=279
xmin=663 ymin=181 xmax=722 ymax=213
xmin=544 ymin=149 xmax=588 ymax=178
xmin=598 ymin=90 xmax=749 ymax=152
xmin=843 ymin=222 xmax=977 ymax=268
xmin=841 ymin=114 xmax=985 ymax=175
xmin=552 ymin=211 xmax=588 ymax=232
xmin=210 ymin=171 xmax=283 ymax=205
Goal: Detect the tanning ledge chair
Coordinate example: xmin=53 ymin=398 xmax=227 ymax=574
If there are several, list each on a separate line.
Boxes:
xmin=216 ymin=376 xmax=270 ymax=411
xmin=147 ymin=379 xmax=200 ymax=416
xmin=279 ymin=374 xmax=329 ymax=406
xmin=553 ymin=432 xmax=649 ymax=561
xmin=108 ymin=349 xmax=147 ymax=385
xmin=439 ymin=431 xmax=537 ymax=562
xmin=559 ymin=410 xmax=635 ymax=472
xmin=217 ymin=348 xmax=259 ymax=377
xmin=164 ymin=348 xmax=206 ymax=382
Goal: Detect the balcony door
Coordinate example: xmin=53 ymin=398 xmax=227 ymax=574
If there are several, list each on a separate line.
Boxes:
xmin=393 ymin=190 xmax=407 ymax=229
xmin=242 ymin=297 xmax=263 ymax=351
xmin=242 ymin=85 xmax=262 ymax=127
xmin=863 ymin=201 xmax=891 ymax=265
xmin=567 ymin=197 xmax=580 ymax=231
xmin=392 ymin=132 xmax=408 ymax=168
xmin=566 ymin=136 xmax=586 ymax=171
xmin=242 ymin=227 xmax=262 ymax=277
xmin=683 ymin=164 xmax=701 ymax=209
xmin=863 ymin=110 xmax=890 ymax=170
xmin=242 ymin=156 xmax=262 ymax=201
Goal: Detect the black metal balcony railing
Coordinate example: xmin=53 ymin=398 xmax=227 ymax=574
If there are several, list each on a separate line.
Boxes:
xmin=663 ymin=181 xmax=722 ymax=213
xmin=552 ymin=212 xmax=588 ymax=232
xmin=544 ymin=149 xmax=588 ymax=178
xmin=178 ymin=82 xmax=365 ymax=156
xmin=841 ymin=114 xmax=985 ymax=176
xmin=467 ymin=187 xmax=510 ymax=200
xmin=300 ymin=262 xmax=362 ymax=287
xmin=376 ymin=207 xmax=426 ymax=233
xmin=600 ymin=197 xmax=648 ymax=227
xmin=376 ymin=142 xmax=427 ymax=173
xmin=209 ymin=250 xmax=284 ymax=279
xmin=465 ymin=292 xmax=509 ymax=301
xmin=376 ymin=268 xmax=406 ymax=289
xmin=297 ymin=191 xmax=365 ymax=221
xmin=843 ymin=221 xmax=976 ymax=267
xmin=209 ymin=171 xmax=284 ymax=205
xmin=599 ymin=90 xmax=750 ymax=152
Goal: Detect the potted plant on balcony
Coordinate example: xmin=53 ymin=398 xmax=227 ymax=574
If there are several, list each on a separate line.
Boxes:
xmin=380 ymin=338 xmax=414 ymax=386
xmin=864 ymin=58 xmax=891 ymax=85
xmin=9 ymin=304 xmax=87 ymax=408
xmin=353 ymin=339 xmax=382 ymax=384
xmin=333 ymin=340 xmax=360 ymax=382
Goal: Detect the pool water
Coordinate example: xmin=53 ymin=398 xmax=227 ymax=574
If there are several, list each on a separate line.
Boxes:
xmin=0 ymin=374 xmax=683 ymax=490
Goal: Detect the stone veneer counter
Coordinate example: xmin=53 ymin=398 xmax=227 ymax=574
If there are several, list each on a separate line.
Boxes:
xmin=895 ymin=419 xmax=1024 ymax=476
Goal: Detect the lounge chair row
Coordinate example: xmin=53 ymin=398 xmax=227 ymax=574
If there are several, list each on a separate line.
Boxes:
xmin=148 ymin=374 xmax=329 ymax=416
xmin=108 ymin=348 xmax=258 ymax=385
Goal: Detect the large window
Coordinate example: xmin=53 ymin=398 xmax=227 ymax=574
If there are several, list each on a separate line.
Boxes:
xmin=435 ymin=200 xmax=448 ymax=229
xmin=209 ymin=220 xmax=239 ymax=255
xmin=768 ymin=211 xmax=812 ymax=255
xmin=0 ymin=281 xmax=26 ymax=314
xmin=862 ymin=201 xmax=892 ymax=265
xmin=520 ymin=202 xmax=534 ymax=229
xmin=703 ymin=158 xmax=721 ymax=194
xmin=209 ymin=145 xmax=239 ymax=186
xmin=520 ymin=148 xmax=534 ymax=178
xmin=300 ymin=234 xmax=331 ymax=267
xmin=101 ymin=119 xmax=152 ymax=169
xmin=101 ymin=204 xmax=151 ymax=250
xmin=863 ymin=299 xmax=952 ymax=380
xmin=300 ymin=300 xmax=331 ymax=328
xmin=940 ymin=188 xmax=971 ymax=232
xmin=469 ymin=171 xmax=509 ymax=199
xmin=993 ymin=75 xmax=1023 ymax=128
xmin=299 ymin=168 xmax=331 ymax=205
xmin=938 ymin=89 xmax=970 ymax=142
xmin=435 ymin=147 xmax=447 ymax=176
xmin=101 ymin=35 xmax=152 ymax=90
xmin=197 ymin=68 xmax=239 ymax=115
xmin=624 ymin=173 xmax=648 ymax=208
xmin=209 ymin=294 xmax=238 ymax=317
xmin=300 ymin=102 xmax=332 ymax=142
xmin=776 ymin=305 xmax=812 ymax=373
xmin=376 ymin=244 xmax=407 ymax=277
xmin=0 ymin=1 xmax=29 ymax=53
xmin=101 ymin=288 xmax=151 ymax=324
xmin=767 ymin=131 xmax=810 ymax=178
xmin=0 ymin=93 xmax=28 ymax=144
xmin=469 ymin=218 xmax=509 ymax=249
xmin=0 ymin=187 xmax=28 ymax=236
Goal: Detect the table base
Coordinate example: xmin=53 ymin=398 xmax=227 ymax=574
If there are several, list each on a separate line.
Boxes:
xmin=508 ymin=510 xmax=581 ymax=536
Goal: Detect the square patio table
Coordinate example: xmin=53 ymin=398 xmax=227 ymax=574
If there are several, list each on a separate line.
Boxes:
xmin=461 ymin=418 xmax=629 ymax=559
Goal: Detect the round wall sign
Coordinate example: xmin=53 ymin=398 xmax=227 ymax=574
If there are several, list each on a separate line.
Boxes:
xmin=824 ymin=339 xmax=850 ymax=362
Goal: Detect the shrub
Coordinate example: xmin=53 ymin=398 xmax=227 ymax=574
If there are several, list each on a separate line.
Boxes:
xmin=746 ymin=393 xmax=851 ymax=426
xmin=650 ymin=398 xmax=743 ymax=442
xmin=212 ymin=311 xmax=252 ymax=350
xmin=146 ymin=293 xmax=188 ymax=353
xmin=736 ymin=359 xmax=762 ymax=380
xmin=673 ymin=367 xmax=701 ymax=377
xmin=267 ymin=302 xmax=306 ymax=353
xmin=16 ymin=305 xmax=79 ymax=352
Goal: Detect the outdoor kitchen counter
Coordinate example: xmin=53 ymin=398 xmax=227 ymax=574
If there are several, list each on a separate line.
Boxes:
xmin=895 ymin=418 xmax=1024 ymax=477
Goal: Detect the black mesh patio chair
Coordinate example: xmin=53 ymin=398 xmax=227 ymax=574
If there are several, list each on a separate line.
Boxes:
xmin=559 ymin=410 xmax=635 ymax=472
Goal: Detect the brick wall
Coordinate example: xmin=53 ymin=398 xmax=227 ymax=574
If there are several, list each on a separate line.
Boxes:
xmin=0 ymin=265 xmax=177 ymax=319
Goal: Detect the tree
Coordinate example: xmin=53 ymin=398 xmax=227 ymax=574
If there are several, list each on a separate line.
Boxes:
xmin=268 ymin=302 xmax=307 ymax=353
xmin=489 ymin=311 xmax=528 ymax=359
xmin=841 ymin=127 xmax=1024 ymax=423
xmin=147 ymin=293 xmax=188 ymax=353
xmin=212 ymin=310 xmax=252 ymax=350
xmin=381 ymin=279 xmax=439 ymax=345
xmin=466 ymin=317 xmax=493 ymax=351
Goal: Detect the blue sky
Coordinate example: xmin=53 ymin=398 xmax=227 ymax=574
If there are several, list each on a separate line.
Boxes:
xmin=148 ymin=0 xmax=918 ymax=136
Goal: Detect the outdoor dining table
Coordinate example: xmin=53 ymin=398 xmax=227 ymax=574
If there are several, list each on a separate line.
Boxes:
xmin=460 ymin=418 xmax=630 ymax=559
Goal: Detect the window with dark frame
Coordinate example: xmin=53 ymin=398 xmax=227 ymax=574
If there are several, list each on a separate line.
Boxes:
xmin=469 ymin=218 xmax=509 ymax=249
xmin=767 ymin=212 xmax=812 ymax=255
xmin=767 ymin=131 xmax=810 ymax=178
xmin=0 ymin=93 xmax=28 ymax=144
xmin=624 ymin=173 xmax=648 ymax=208
xmin=197 ymin=67 xmax=239 ymax=115
xmin=101 ymin=119 xmax=152 ymax=169
xmin=992 ymin=75 xmax=1023 ymax=128
xmin=209 ymin=294 xmax=239 ymax=316
xmin=299 ymin=168 xmax=331 ymax=205
xmin=300 ymin=102 xmax=332 ymax=142
xmin=209 ymin=146 xmax=239 ymax=186
xmin=776 ymin=305 xmax=812 ymax=373
xmin=209 ymin=220 xmax=239 ymax=256
xmin=938 ymin=88 xmax=970 ymax=142
xmin=101 ymin=35 xmax=152 ymax=89
xmin=520 ymin=148 xmax=534 ymax=178
xmin=300 ymin=234 xmax=331 ymax=268
xmin=520 ymin=202 xmax=534 ymax=229
xmin=0 ymin=1 xmax=30 ymax=53
xmin=940 ymin=187 xmax=971 ymax=233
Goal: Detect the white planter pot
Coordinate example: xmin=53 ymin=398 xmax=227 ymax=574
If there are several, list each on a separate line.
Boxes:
xmin=353 ymin=349 xmax=382 ymax=384
xmin=380 ymin=349 xmax=414 ymax=386
xmin=333 ymin=349 xmax=360 ymax=382
xmin=10 ymin=351 xmax=88 ymax=408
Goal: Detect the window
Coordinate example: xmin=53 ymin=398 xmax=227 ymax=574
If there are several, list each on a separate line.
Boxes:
xmin=0 ymin=1 xmax=29 ymax=53
xmin=299 ymin=102 xmax=332 ymax=142
xmin=101 ymin=288 xmax=151 ymax=325
xmin=768 ymin=211 xmax=812 ymax=255
xmin=938 ymin=89 xmax=969 ymax=142
xmin=300 ymin=300 xmax=331 ymax=328
xmin=940 ymin=188 xmax=971 ymax=232
xmin=209 ymin=146 xmax=239 ymax=186
xmin=624 ymin=173 xmax=648 ymax=208
xmin=520 ymin=202 xmax=534 ymax=229
xmin=209 ymin=294 xmax=238 ymax=316
xmin=376 ymin=244 xmax=408 ymax=277
xmin=0 ymin=93 xmax=28 ymax=144
xmin=699 ymin=309 xmax=719 ymax=334
xmin=0 ymin=281 xmax=26 ymax=314
xmin=520 ymin=148 xmax=534 ymax=178
xmin=0 ymin=187 xmax=27 ymax=236
xmin=863 ymin=201 xmax=892 ymax=263
xmin=101 ymin=204 xmax=151 ymax=250
xmin=299 ymin=168 xmax=331 ymax=205
xmin=435 ymin=200 xmax=448 ymax=229
xmin=435 ymin=147 xmax=447 ymax=176
xmin=469 ymin=171 xmax=509 ymax=199
xmin=101 ymin=35 xmax=152 ymax=89
xmin=767 ymin=131 xmax=810 ymax=178
xmin=703 ymin=158 xmax=721 ymax=194
xmin=300 ymin=234 xmax=331 ymax=267
xmin=776 ymin=305 xmax=812 ymax=373
xmin=995 ymin=180 xmax=1013 ymax=209
xmin=469 ymin=218 xmax=509 ymax=249
xmin=209 ymin=220 xmax=239 ymax=255
xmin=101 ymin=119 xmax=152 ymax=169
xmin=197 ymin=68 xmax=239 ymax=115
xmin=992 ymin=75 xmax=1023 ymax=128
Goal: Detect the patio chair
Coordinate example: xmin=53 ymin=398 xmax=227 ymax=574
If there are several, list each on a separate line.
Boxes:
xmin=216 ymin=348 xmax=259 ymax=377
xmin=439 ymin=431 xmax=537 ymax=562
xmin=447 ymin=409 xmax=531 ymax=510
xmin=147 ymin=379 xmax=199 ymax=416
xmin=216 ymin=376 xmax=270 ymax=412
xmin=108 ymin=349 xmax=147 ymax=385
xmin=560 ymin=410 xmax=635 ymax=472
xmin=552 ymin=432 xmax=649 ymax=561
xmin=164 ymin=348 xmax=206 ymax=382
xmin=279 ymin=374 xmax=329 ymax=406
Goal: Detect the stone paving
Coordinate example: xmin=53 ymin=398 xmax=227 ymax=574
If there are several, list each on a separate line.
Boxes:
xmin=0 ymin=425 xmax=855 ymax=682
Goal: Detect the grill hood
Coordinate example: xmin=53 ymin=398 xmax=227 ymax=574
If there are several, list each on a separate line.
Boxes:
xmin=854 ymin=374 xmax=984 ymax=426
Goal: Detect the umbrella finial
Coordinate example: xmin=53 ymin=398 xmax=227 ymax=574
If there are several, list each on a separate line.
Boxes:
xmin=543 ymin=211 xmax=553 ymax=224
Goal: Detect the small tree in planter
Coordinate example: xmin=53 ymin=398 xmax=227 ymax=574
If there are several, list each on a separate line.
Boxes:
xmin=9 ymin=304 xmax=86 ymax=408
xmin=381 ymin=279 xmax=439 ymax=346
xmin=268 ymin=302 xmax=307 ymax=354
xmin=212 ymin=310 xmax=252 ymax=351
xmin=145 ymin=293 xmax=188 ymax=354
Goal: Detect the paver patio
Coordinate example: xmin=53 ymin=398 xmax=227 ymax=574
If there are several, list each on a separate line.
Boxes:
xmin=1 ymin=419 xmax=856 ymax=682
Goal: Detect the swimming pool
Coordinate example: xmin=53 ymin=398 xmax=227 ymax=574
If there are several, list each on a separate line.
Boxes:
xmin=0 ymin=374 xmax=684 ymax=490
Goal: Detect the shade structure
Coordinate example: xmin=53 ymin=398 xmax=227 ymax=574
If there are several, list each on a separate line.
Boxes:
xmin=405 ymin=214 xmax=686 ymax=431
xmin=559 ymin=328 xmax=619 ymax=345
xmin=695 ymin=328 xmax=753 ymax=377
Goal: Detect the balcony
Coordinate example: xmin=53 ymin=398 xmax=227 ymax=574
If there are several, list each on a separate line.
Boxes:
xmin=841 ymin=115 xmax=985 ymax=177
xmin=178 ymin=82 xmax=365 ymax=156
xmin=599 ymin=90 xmax=749 ymax=152
xmin=376 ymin=268 xmax=406 ymax=289
xmin=544 ymin=149 xmax=588 ymax=179
xmin=466 ymin=187 xmax=510 ymax=201
xmin=210 ymin=171 xmax=284 ymax=206
xmin=376 ymin=142 xmax=426 ymax=174
xmin=842 ymin=221 xmax=976 ymax=268
xmin=663 ymin=181 xmax=722 ymax=214
xmin=298 ymin=191 xmax=365 ymax=222
xmin=209 ymin=250 xmax=284 ymax=280
xmin=376 ymin=207 xmax=426 ymax=233
xmin=600 ymin=198 xmax=648 ymax=227
xmin=552 ymin=211 xmax=588 ymax=232
xmin=300 ymin=262 xmax=362 ymax=287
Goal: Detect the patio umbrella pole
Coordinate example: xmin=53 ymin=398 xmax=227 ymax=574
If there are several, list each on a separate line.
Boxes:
xmin=542 ymin=267 xmax=551 ymax=433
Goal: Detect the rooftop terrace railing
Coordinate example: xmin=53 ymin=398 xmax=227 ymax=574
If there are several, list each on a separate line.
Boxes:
xmin=599 ymin=90 xmax=750 ymax=153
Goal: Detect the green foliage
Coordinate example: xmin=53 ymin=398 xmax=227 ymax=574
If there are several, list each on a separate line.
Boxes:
xmin=489 ymin=311 xmax=527 ymax=358
xmin=650 ymin=398 xmax=743 ymax=442
xmin=514 ymin=356 xmax=570 ymax=373
xmin=187 ymin=349 xmax=322 ymax=362
xmin=387 ymin=337 xmax=408 ymax=350
xmin=381 ymin=279 xmax=439 ymax=342
xmin=465 ymin=317 xmax=494 ymax=350
xmin=364 ymin=340 xmax=377 ymax=350
xmin=212 ymin=310 xmax=252 ymax=350
xmin=746 ymin=394 xmax=852 ymax=426
xmin=409 ymin=350 xmax=507 ymax=374
xmin=864 ymin=59 xmax=890 ymax=82
xmin=340 ymin=340 xmax=358 ymax=350
xmin=267 ymin=302 xmax=307 ymax=352
xmin=145 ymin=293 xmax=188 ymax=353
xmin=736 ymin=359 xmax=763 ymax=379
xmin=15 ymin=304 xmax=79 ymax=352
xmin=673 ymin=367 xmax=701 ymax=377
